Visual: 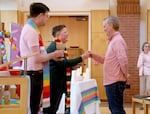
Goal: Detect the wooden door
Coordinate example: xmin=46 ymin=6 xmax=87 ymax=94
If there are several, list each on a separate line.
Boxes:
xmin=91 ymin=10 xmax=109 ymax=100
xmin=40 ymin=16 xmax=89 ymax=69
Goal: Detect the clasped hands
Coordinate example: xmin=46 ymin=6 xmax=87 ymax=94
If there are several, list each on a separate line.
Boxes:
xmin=81 ymin=51 xmax=100 ymax=64
xmin=52 ymin=50 xmax=100 ymax=64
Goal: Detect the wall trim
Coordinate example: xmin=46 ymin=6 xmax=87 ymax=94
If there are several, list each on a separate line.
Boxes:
xmin=24 ymin=11 xmax=92 ymax=74
xmin=49 ymin=11 xmax=91 ymax=73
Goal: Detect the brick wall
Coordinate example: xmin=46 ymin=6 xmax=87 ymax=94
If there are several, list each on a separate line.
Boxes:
xmin=119 ymin=14 xmax=140 ymax=102
xmin=117 ymin=0 xmax=140 ymax=102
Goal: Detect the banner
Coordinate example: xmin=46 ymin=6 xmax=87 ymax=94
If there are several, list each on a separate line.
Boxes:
xmin=10 ymin=23 xmax=22 ymax=67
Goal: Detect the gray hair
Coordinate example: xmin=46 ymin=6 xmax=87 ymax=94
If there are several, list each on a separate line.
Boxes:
xmin=103 ymin=16 xmax=120 ymax=31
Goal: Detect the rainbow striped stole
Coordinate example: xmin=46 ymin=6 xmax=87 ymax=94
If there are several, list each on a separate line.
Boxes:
xmin=79 ymin=86 xmax=100 ymax=114
xmin=54 ymin=38 xmax=71 ymax=110
xmin=27 ymin=19 xmax=50 ymax=108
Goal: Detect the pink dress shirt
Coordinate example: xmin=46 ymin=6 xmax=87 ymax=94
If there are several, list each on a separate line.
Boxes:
xmin=20 ymin=24 xmax=43 ymax=71
xmin=103 ymin=32 xmax=128 ymax=86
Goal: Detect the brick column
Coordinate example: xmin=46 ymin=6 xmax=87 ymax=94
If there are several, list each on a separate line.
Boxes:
xmin=117 ymin=0 xmax=140 ymax=102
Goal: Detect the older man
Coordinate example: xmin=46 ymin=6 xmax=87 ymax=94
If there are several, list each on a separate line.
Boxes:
xmin=90 ymin=16 xmax=128 ymax=114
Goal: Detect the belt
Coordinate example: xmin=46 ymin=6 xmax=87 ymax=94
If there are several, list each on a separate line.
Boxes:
xmin=21 ymin=70 xmax=43 ymax=74
xmin=27 ymin=70 xmax=43 ymax=73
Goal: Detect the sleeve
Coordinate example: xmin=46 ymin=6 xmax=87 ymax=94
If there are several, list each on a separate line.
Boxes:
xmin=137 ymin=53 xmax=143 ymax=68
xmin=46 ymin=42 xmax=82 ymax=68
xmin=26 ymin=28 xmax=39 ymax=48
xmin=46 ymin=41 xmax=56 ymax=53
xmin=64 ymin=57 xmax=82 ymax=67
xmin=114 ymin=39 xmax=128 ymax=76
xmin=90 ymin=53 xmax=105 ymax=64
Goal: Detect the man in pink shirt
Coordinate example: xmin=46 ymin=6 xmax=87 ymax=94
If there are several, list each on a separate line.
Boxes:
xmin=90 ymin=16 xmax=128 ymax=114
xmin=20 ymin=3 xmax=64 ymax=114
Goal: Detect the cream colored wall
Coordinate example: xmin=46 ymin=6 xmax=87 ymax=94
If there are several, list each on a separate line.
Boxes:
xmin=2 ymin=0 xmax=148 ymax=52
xmin=140 ymin=0 xmax=148 ymax=50
xmin=148 ymin=10 xmax=150 ymax=42
xmin=0 ymin=0 xmax=109 ymax=31
xmin=109 ymin=0 xmax=149 ymax=51
xmin=147 ymin=1 xmax=150 ymax=42
xmin=0 ymin=0 xmax=17 ymax=10
xmin=17 ymin=0 xmax=109 ymax=11
xmin=0 ymin=11 xmax=18 ymax=31
xmin=91 ymin=10 xmax=109 ymax=100
xmin=148 ymin=0 xmax=150 ymax=9
xmin=109 ymin=0 xmax=117 ymax=16
xmin=0 ymin=0 xmax=149 ymax=101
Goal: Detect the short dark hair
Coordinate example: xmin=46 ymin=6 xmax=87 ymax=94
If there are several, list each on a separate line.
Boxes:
xmin=142 ymin=42 xmax=150 ymax=51
xmin=30 ymin=2 xmax=50 ymax=18
xmin=52 ymin=25 xmax=66 ymax=37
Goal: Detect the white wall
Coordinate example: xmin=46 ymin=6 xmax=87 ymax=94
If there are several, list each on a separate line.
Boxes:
xmin=148 ymin=0 xmax=150 ymax=9
xmin=18 ymin=0 xmax=109 ymax=11
xmin=0 ymin=0 xmax=149 ymax=50
xmin=109 ymin=0 xmax=148 ymax=51
xmin=109 ymin=0 xmax=117 ymax=16
xmin=140 ymin=0 xmax=148 ymax=51
xmin=0 ymin=0 xmax=18 ymax=10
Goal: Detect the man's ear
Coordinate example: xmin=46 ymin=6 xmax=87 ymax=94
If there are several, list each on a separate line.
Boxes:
xmin=55 ymin=32 xmax=60 ymax=38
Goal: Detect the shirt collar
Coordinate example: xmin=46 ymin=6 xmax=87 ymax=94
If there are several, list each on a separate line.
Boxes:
xmin=108 ymin=32 xmax=120 ymax=42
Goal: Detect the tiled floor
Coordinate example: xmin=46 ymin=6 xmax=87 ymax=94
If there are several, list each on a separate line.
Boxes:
xmin=100 ymin=102 xmax=149 ymax=114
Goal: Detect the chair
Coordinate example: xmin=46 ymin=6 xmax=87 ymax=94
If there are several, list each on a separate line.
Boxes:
xmin=143 ymin=98 xmax=150 ymax=114
xmin=0 ymin=76 xmax=30 ymax=114
xmin=132 ymin=95 xmax=147 ymax=114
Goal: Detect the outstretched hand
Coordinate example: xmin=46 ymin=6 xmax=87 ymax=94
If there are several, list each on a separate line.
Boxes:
xmin=88 ymin=51 xmax=96 ymax=58
xmin=81 ymin=51 xmax=90 ymax=60
xmin=88 ymin=51 xmax=104 ymax=64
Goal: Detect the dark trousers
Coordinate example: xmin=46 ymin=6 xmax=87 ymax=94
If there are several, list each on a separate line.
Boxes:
xmin=105 ymin=81 xmax=126 ymax=114
xmin=22 ymin=70 xmax=43 ymax=114
xmin=43 ymin=88 xmax=63 ymax=114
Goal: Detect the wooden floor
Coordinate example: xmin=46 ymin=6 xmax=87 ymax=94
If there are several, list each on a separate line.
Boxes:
xmin=100 ymin=102 xmax=150 ymax=114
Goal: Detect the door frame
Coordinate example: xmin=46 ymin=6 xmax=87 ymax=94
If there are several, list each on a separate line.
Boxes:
xmin=24 ymin=11 xmax=92 ymax=75
xmin=49 ymin=11 xmax=91 ymax=75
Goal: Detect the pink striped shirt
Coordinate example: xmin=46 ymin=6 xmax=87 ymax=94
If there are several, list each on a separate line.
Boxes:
xmin=103 ymin=32 xmax=128 ymax=85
